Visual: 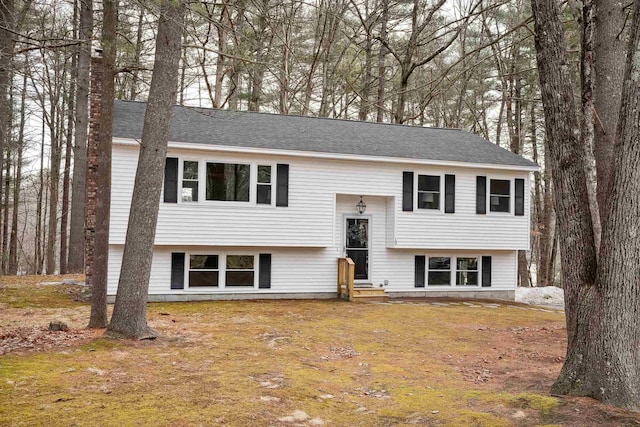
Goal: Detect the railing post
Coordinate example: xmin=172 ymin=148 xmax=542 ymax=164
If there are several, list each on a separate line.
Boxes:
xmin=337 ymin=258 xmax=343 ymax=297
xmin=347 ymin=258 xmax=355 ymax=302
xmin=337 ymin=257 xmax=355 ymax=301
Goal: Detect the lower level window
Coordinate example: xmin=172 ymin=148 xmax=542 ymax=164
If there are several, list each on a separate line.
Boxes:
xmin=226 ymin=255 xmax=255 ymax=286
xmin=428 ymin=257 xmax=451 ymax=285
xmin=456 ymin=257 xmax=478 ymax=286
xmin=189 ymin=255 xmax=219 ymax=287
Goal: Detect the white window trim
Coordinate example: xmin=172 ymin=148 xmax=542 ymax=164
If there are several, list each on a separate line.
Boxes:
xmin=176 ymin=158 xmax=278 ymax=208
xmin=256 ymin=163 xmax=277 ymax=207
xmin=415 ymin=173 xmax=444 ymax=213
xmin=186 ymin=252 xmax=258 ymax=290
xmin=178 ymin=158 xmax=202 ymax=203
xmin=455 ymin=256 xmax=480 ymax=287
xmin=186 ymin=253 xmax=220 ymax=288
xmin=487 ymin=177 xmax=513 ymax=215
xmin=425 ymin=255 xmax=482 ymax=288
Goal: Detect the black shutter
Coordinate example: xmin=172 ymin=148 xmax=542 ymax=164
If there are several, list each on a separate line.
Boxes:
xmin=276 ymin=164 xmax=289 ymax=207
xmin=171 ymin=252 xmax=185 ymax=289
xmin=403 ymin=171 xmax=414 ymax=212
xmin=415 ymin=255 xmax=425 ymax=288
xmin=259 ymin=254 xmax=271 ymax=289
xmin=444 ymin=174 xmax=455 ymax=213
xmin=482 ymin=256 xmax=492 ymax=287
xmin=476 ymin=176 xmax=486 ymax=214
xmin=164 ymin=157 xmax=178 ymax=203
xmin=515 ymin=178 xmax=525 ymax=216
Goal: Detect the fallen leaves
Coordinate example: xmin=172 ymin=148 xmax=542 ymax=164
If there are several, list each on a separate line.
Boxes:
xmin=0 ymin=326 xmax=97 ymax=355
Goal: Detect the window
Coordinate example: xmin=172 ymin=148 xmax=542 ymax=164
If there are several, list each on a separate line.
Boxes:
xmin=456 ymin=257 xmax=478 ymax=286
xmin=418 ymin=175 xmax=440 ymax=210
xmin=257 ymin=165 xmax=272 ymax=204
xmin=226 ymin=255 xmax=255 ymax=286
xmin=428 ymin=257 xmax=451 ymax=285
xmin=206 ymin=162 xmax=250 ymax=202
xmin=189 ymin=255 xmax=219 ymax=287
xmin=490 ymin=179 xmax=510 ymax=212
xmin=182 ymin=161 xmax=199 ymax=202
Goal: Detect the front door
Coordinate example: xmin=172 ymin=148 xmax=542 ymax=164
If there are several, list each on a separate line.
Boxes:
xmin=345 ymin=218 xmax=369 ymax=281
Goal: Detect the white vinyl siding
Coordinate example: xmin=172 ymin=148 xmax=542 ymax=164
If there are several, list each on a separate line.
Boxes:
xmin=107 ymin=245 xmax=517 ymax=296
xmin=111 ymin=143 xmax=530 ymax=250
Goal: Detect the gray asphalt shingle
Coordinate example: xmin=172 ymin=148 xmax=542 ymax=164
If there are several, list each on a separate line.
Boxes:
xmin=113 ymin=100 xmax=537 ymax=168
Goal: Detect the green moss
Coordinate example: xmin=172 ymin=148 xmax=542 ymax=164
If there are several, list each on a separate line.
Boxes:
xmin=0 ymin=285 xmax=84 ymax=309
xmin=512 ymin=392 xmax=559 ymax=415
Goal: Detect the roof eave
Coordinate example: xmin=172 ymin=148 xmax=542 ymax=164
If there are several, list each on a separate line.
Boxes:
xmin=112 ymin=137 xmax=540 ymax=172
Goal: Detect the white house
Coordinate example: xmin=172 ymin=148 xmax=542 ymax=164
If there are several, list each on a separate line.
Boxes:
xmin=106 ymin=100 xmax=537 ymax=301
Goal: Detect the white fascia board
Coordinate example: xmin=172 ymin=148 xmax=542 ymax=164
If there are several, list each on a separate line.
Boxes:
xmin=113 ymin=137 xmax=540 ymax=173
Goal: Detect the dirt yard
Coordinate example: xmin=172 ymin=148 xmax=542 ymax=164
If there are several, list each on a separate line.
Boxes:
xmin=1 ymin=276 xmax=639 ymax=426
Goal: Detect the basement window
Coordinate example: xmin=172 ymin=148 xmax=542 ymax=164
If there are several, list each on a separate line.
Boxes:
xmin=189 ymin=255 xmax=219 ymax=287
xmin=226 ymin=255 xmax=255 ymax=286
xmin=428 ymin=257 xmax=451 ymax=286
xmin=456 ymin=257 xmax=479 ymax=286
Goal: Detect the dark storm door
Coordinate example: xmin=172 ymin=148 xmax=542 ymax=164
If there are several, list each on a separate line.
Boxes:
xmin=345 ymin=218 xmax=369 ymax=281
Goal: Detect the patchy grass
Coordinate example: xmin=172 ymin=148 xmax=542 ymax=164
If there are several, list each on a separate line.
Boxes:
xmin=2 ymin=276 xmax=640 ymax=426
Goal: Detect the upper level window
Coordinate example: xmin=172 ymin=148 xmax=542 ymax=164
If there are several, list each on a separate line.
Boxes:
xmin=456 ymin=257 xmax=478 ymax=286
xmin=418 ymin=175 xmax=440 ymax=210
xmin=428 ymin=256 xmax=451 ymax=285
xmin=206 ymin=162 xmax=250 ymax=202
xmin=226 ymin=255 xmax=255 ymax=286
xmin=182 ymin=161 xmax=199 ymax=202
xmin=189 ymin=255 xmax=219 ymax=287
xmin=490 ymin=179 xmax=510 ymax=212
xmin=257 ymin=165 xmax=272 ymax=205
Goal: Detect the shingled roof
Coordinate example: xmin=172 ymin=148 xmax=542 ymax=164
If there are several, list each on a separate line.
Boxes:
xmin=112 ymin=100 xmax=537 ymax=169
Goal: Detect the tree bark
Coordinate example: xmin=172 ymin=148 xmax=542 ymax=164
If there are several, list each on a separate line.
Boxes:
xmin=88 ymin=0 xmax=116 ymax=329
xmin=0 ymin=0 xmax=15 ymax=235
xmin=68 ymin=0 xmax=92 ymax=273
xmin=593 ymin=0 xmax=627 ymax=222
xmin=375 ymin=0 xmax=388 ymax=123
xmin=61 ymin=28 xmax=78 ymax=274
xmin=46 ymin=103 xmax=60 ymax=275
xmin=533 ymin=0 xmax=640 ymax=410
xmin=107 ymin=0 xmax=186 ymax=340
xmin=590 ymin=1 xmax=640 ymax=407
xmin=9 ymin=67 xmax=27 ymax=274
xmin=530 ymin=0 xmax=598 ymax=395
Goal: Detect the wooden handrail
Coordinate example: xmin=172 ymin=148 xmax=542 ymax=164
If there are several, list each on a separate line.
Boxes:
xmin=337 ymin=257 xmax=355 ymax=301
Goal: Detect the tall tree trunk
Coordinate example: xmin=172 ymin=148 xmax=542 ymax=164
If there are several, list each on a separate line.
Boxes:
xmin=68 ymin=0 xmax=92 ymax=273
xmin=129 ymin=3 xmax=145 ymax=101
xmin=375 ymin=0 xmax=388 ymax=123
xmin=107 ymin=0 xmax=186 ymax=340
xmin=214 ymin=1 xmax=230 ymax=108
xmin=531 ymin=0 xmax=598 ymax=395
xmin=593 ymin=0 xmax=627 ymax=222
xmin=9 ymin=67 xmax=27 ymax=274
xmin=46 ymin=103 xmax=61 ymax=274
xmin=590 ymin=1 xmax=640 ymax=407
xmin=60 ymin=93 xmax=74 ymax=274
xmin=2 ymin=148 xmax=10 ymax=272
xmin=533 ymin=0 xmax=640 ymax=410
xmin=577 ymin=0 xmax=601 ymax=253
xmin=88 ymin=0 xmax=116 ymax=329
xmin=0 ymin=0 xmax=16 ymax=231
xmin=60 ymin=9 xmax=78 ymax=274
